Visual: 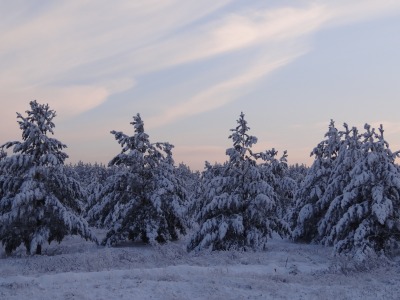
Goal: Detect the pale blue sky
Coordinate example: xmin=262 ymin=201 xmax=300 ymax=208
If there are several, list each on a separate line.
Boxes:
xmin=1 ymin=0 xmax=400 ymax=170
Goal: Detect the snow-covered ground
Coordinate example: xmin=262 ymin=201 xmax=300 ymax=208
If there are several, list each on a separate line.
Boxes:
xmin=1 ymin=230 xmax=399 ymax=300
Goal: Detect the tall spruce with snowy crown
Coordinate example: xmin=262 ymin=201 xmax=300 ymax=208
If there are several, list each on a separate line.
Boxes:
xmin=87 ymin=113 xmax=188 ymax=246
xmin=288 ymin=120 xmax=341 ymax=242
xmin=320 ymin=124 xmax=400 ymax=260
xmin=0 ymin=101 xmax=97 ymax=254
xmin=187 ymin=112 xmax=290 ymax=252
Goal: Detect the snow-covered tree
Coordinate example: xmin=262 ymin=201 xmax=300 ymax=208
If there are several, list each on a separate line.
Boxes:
xmin=176 ymin=163 xmax=203 ymax=203
xmin=0 ymin=101 xmax=97 ymax=255
xmin=62 ymin=163 xmax=80 ymax=182
xmin=0 ymin=149 xmax=6 ymax=163
xmin=261 ymin=149 xmax=297 ymax=217
xmin=316 ymin=124 xmax=363 ymax=243
xmin=288 ymin=120 xmax=341 ymax=242
xmin=187 ymin=112 xmax=290 ymax=252
xmin=287 ymin=163 xmax=309 ymax=187
xmin=187 ymin=161 xmax=225 ymax=222
xmin=320 ymin=124 xmax=400 ymax=260
xmin=87 ymin=113 xmax=188 ymax=246
xmin=0 ymin=150 xmax=7 ymax=200
xmin=74 ymin=161 xmax=91 ymax=186
xmin=82 ymin=162 xmax=109 ymax=213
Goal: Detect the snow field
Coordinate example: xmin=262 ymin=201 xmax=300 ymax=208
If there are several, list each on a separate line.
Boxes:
xmin=1 ymin=232 xmax=400 ymax=300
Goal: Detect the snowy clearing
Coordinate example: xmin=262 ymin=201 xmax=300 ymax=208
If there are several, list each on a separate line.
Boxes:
xmin=1 ymin=230 xmax=399 ymax=300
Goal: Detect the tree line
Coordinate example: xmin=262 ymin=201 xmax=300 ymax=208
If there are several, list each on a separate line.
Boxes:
xmin=1 ymin=101 xmax=399 ymax=262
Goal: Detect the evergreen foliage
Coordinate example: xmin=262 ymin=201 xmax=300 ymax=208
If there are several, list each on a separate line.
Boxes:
xmin=87 ymin=113 xmax=188 ymax=246
xmin=261 ymin=149 xmax=297 ymax=217
xmin=315 ymin=124 xmax=363 ymax=243
xmin=187 ymin=113 xmax=290 ymax=252
xmin=3 ymin=101 xmax=397 ymax=262
xmin=0 ymin=149 xmax=7 ymax=163
xmin=288 ymin=120 xmax=341 ymax=242
xmin=290 ymin=120 xmax=400 ymax=259
xmin=287 ymin=163 xmax=309 ymax=187
xmin=320 ymin=124 xmax=400 ymax=260
xmin=0 ymin=101 xmax=97 ymax=255
xmin=176 ymin=163 xmax=203 ymax=202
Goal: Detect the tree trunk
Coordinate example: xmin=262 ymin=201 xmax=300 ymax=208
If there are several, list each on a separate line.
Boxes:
xmin=36 ymin=244 xmax=42 ymax=255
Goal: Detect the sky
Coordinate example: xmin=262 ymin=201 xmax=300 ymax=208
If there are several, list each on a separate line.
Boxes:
xmin=1 ymin=0 xmax=400 ymax=170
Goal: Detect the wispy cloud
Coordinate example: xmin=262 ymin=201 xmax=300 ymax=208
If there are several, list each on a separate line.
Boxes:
xmin=0 ymin=0 xmax=232 ymax=121
xmin=127 ymin=4 xmax=326 ymax=74
xmin=1 ymin=0 xmax=400 ymax=144
xmin=143 ymin=1 xmax=400 ymax=128
xmin=146 ymin=52 xmax=305 ymax=129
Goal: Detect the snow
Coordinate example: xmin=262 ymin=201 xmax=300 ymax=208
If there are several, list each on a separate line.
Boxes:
xmin=1 ymin=229 xmax=399 ymax=299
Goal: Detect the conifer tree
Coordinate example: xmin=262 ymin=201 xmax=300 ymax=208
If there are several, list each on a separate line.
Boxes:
xmin=261 ymin=149 xmax=297 ymax=217
xmin=187 ymin=112 xmax=290 ymax=252
xmin=187 ymin=161 xmax=225 ymax=222
xmin=0 ymin=101 xmax=97 ymax=254
xmin=316 ymin=124 xmax=363 ymax=242
xmin=84 ymin=163 xmax=109 ymax=214
xmin=87 ymin=113 xmax=188 ymax=246
xmin=321 ymin=124 xmax=400 ymax=260
xmin=176 ymin=163 xmax=203 ymax=203
xmin=0 ymin=149 xmax=6 ymax=163
xmin=288 ymin=120 xmax=341 ymax=242
xmin=287 ymin=163 xmax=309 ymax=188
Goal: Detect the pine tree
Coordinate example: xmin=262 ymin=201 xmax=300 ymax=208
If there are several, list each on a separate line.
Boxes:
xmin=261 ymin=149 xmax=297 ymax=217
xmin=87 ymin=113 xmax=188 ymax=246
xmin=288 ymin=120 xmax=341 ymax=242
xmin=316 ymin=124 xmax=363 ymax=243
xmin=74 ymin=161 xmax=90 ymax=186
xmin=0 ymin=149 xmax=6 ymax=163
xmin=85 ymin=163 xmax=110 ymax=214
xmin=187 ymin=112 xmax=290 ymax=252
xmin=0 ymin=101 xmax=97 ymax=255
xmin=176 ymin=163 xmax=203 ymax=202
xmin=287 ymin=163 xmax=309 ymax=188
xmin=321 ymin=124 xmax=400 ymax=260
xmin=187 ymin=161 xmax=225 ymax=222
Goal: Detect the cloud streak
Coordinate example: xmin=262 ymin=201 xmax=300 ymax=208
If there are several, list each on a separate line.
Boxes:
xmin=0 ymin=0 xmax=233 ymax=121
xmin=143 ymin=1 xmax=400 ymax=128
xmin=1 ymin=0 xmax=400 ymax=165
xmin=146 ymin=52 xmax=305 ymax=129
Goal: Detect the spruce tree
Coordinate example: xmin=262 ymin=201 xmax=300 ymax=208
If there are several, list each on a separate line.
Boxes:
xmin=187 ymin=112 xmax=290 ymax=252
xmin=87 ymin=113 xmax=188 ymax=246
xmin=0 ymin=101 xmax=97 ymax=255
